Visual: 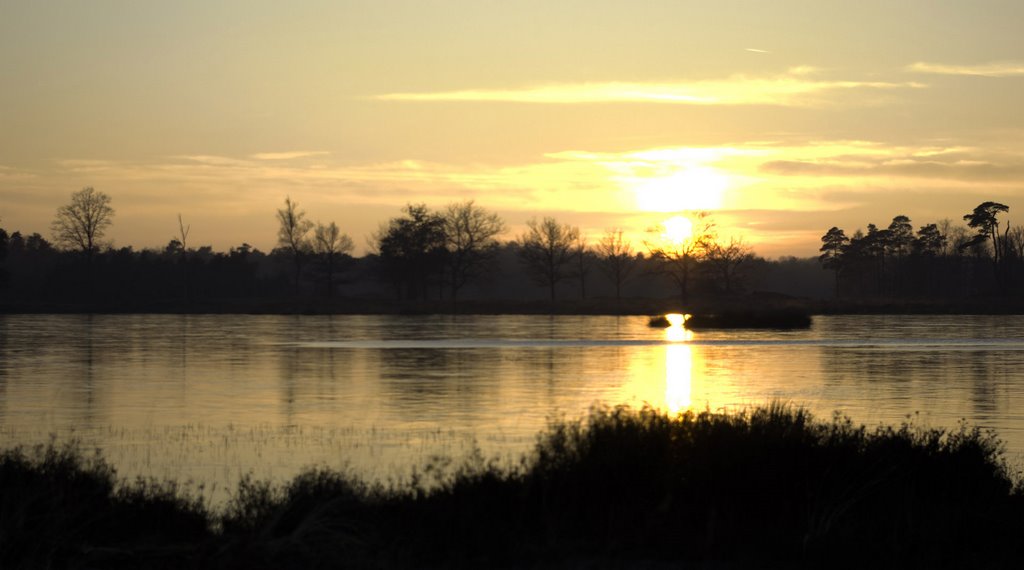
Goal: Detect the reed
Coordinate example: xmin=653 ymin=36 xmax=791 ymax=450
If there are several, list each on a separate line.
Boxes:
xmin=3 ymin=404 xmax=1022 ymax=568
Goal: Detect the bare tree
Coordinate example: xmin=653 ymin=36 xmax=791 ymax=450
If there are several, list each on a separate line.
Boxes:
xmin=51 ymin=187 xmax=115 ymax=265
xmin=704 ymin=236 xmax=754 ymax=294
xmin=572 ymin=234 xmax=593 ymax=299
xmin=443 ymin=200 xmax=505 ymax=305
xmin=1006 ymin=225 xmax=1024 ymax=262
xmin=277 ymin=196 xmax=314 ymax=294
xmin=313 ymin=221 xmax=354 ymax=297
xmin=517 ymin=217 xmax=579 ymax=301
xmin=176 ymin=214 xmax=191 ymax=301
xmin=644 ymin=212 xmax=715 ymax=304
xmin=941 ymin=221 xmax=973 ymax=257
xmin=596 ymin=228 xmax=637 ymax=301
xmin=176 ymin=214 xmax=191 ymax=252
xmin=0 ymin=221 xmax=8 ymax=289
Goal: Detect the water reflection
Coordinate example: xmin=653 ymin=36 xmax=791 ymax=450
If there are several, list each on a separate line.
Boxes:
xmin=619 ymin=314 xmax=695 ymax=414
xmin=3 ymin=314 xmax=1024 ymax=506
xmin=664 ymin=344 xmax=692 ymax=413
xmin=664 ymin=314 xmax=693 ymax=414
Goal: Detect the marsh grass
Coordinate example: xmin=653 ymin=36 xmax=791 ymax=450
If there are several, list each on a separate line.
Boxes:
xmin=0 ymin=422 xmax=493 ymax=506
xmin=0 ymin=440 xmax=210 ymax=568
xmin=3 ymin=404 xmax=1023 ymax=568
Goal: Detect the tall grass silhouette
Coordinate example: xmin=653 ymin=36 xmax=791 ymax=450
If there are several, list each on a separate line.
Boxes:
xmin=3 ymin=404 xmax=1022 ymax=568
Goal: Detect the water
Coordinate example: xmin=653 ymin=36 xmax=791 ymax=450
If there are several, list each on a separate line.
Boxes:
xmin=2 ymin=313 xmax=1023 ymax=503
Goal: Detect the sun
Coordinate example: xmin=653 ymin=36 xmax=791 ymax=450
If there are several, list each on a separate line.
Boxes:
xmin=633 ymin=166 xmax=730 ymax=212
xmin=661 ymin=215 xmax=694 ymax=244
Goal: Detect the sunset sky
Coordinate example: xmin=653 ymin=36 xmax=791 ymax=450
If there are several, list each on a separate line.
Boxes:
xmin=3 ymin=1 xmax=1024 ymax=257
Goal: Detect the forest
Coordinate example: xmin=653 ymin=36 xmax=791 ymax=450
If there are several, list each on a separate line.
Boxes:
xmin=0 ymin=188 xmax=1020 ymax=313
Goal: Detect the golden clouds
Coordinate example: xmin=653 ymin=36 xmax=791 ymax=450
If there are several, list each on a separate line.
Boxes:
xmin=6 ymin=138 xmax=1024 ymax=257
xmin=907 ymin=61 xmax=1024 ymax=77
xmin=249 ymin=151 xmax=331 ymax=161
xmin=377 ymin=69 xmax=921 ymax=107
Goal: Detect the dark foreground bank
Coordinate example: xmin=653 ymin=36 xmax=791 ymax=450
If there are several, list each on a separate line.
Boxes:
xmin=3 ymin=405 xmax=1023 ymax=569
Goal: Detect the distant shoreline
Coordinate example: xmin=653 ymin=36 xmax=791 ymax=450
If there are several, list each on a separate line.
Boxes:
xmin=6 ymin=295 xmax=1024 ymax=316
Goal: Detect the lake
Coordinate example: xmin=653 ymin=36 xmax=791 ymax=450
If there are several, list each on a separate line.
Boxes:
xmin=2 ymin=313 xmax=1023 ymax=503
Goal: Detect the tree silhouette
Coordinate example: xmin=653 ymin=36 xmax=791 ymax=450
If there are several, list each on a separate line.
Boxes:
xmin=375 ymin=204 xmax=447 ymax=300
xmin=517 ymin=217 xmax=579 ymax=301
xmin=51 ymin=187 xmax=114 ymax=266
xmin=572 ymin=234 xmax=593 ymax=299
xmin=0 ymin=225 xmax=8 ymax=289
xmin=913 ymin=223 xmax=947 ymax=295
xmin=887 ymin=216 xmax=914 ymax=258
xmin=913 ymin=223 xmax=946 ymax=257
xmin=276 ymin=197 xmax=314 ymax=294
xmin=596 ymin=229 xmax=637 ymax=302
xmin=175 ymin=214 xmax=191 ymax=301
xmin=313 ymin=221 xmax=354 ymax=298
xmin=819 ymin=227 xmax=848 ymax=297
xmin=864 ymin=224 xmax=890 ymax=294
xmin=645 ymin=212 xmax=715 ymax=304
xmin=963 ymin=201 xmax=1009 ymax=288
xmin=442 ymin=200 xmax=504 ymax=305
xmin=705 ymin=237 xmax=753 ymax=294
xmin=887 ymin=215 xmax=914 ymax=293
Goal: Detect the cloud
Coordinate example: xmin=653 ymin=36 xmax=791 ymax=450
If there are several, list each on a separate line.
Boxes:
xmin=376 ymin=70 xmax=921 ymax=107
xmin=745 ymin=48 xmax=770 ymax=54
xmin=760 ymin=145 xmax=1024 ymax=183
xmin=54 ymin=159 xmax=119 ymax=173
xmin=907 ymin=61 xmax=1024 ymax=77
xmin=250 ymin=151 xmax=330 ymax=161
xmin=0 ymin=165 xmax=36 ymax=180
xmin=6 ymin=138 xmax=1022 ymax=257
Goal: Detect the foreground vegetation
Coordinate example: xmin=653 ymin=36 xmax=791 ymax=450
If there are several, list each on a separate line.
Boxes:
xmin=3 ymin=404 xmax=1023 ymax=569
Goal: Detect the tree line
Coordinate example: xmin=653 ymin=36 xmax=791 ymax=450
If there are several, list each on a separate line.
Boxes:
xmin=0 ymin=186 xmax=846 ymax=309
xmin=819 ymin=201 xmax=1023 ymax=299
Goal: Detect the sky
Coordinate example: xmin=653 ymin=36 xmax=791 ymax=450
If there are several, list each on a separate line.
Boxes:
xmin=2 ymin=0 xmax=1024 ymax=257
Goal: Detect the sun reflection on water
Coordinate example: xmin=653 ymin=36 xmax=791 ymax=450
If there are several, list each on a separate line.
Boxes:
xmin=664 ymin=343 xmax=693 ymax=413
xmin=664 ymin=313 xmax=693 ymax=342
xmin=663 ymin=314 xmax=693 ymax=413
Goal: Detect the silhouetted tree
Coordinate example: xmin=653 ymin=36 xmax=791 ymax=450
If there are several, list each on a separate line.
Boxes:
xmin=913 ymin=224 xmax=946 ymax=257
xmin=887 ymin=216 xmax=914 ymax=258
xmin=313 ymin=221 xmax=354 ymax=297
xmin=572 ymin=235 xmax=593 ymax=299
xmin=51 ymin=187 xmax=114 ymax=266
xmin=23 ymin=233 xmax=52 ymax=252
xmin=175 ymin=214 xmax=191 ymax=301
xmin=887 ymin=215 xmax=914 ymax=293
xmin=1006 ymin=225 xmax=1024 ymax=287
xmin=1006 ymin=225 xmax=1024 ymax=262
xmin=645 ymin=212 xmax=715 ymax=304
xmin=963 ymin=201 xmax=1010 ymax=289
xmin=596 ymin=229 xmax=637 ymax=301
xmin=276 ymin=197 xmax=314 ymax=294
xmin=518 ymin=217 xmax=579 ymax=301
xmin=0 ymin=225 xmax=8 ymax=289
xmin=442 ymin=200 xmax=504 ymax=305
xmin=909 ymin=223 xmax=946 ymax=295
xmin=819 ymin=227 xmax=848 ymax=297
xmin=375 ymin=204 xmax=447 ymax=300
xmin=705 ymin=237 xmax=753 ymax=294
xmin=864 ymin=224 xmax=890 ymax=294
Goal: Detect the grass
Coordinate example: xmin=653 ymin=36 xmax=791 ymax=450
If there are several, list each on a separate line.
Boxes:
xmin=3 ymin=404 xmax=1023 ymax=569
xmin=0 ymin=440 xmax=210 ymax=568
